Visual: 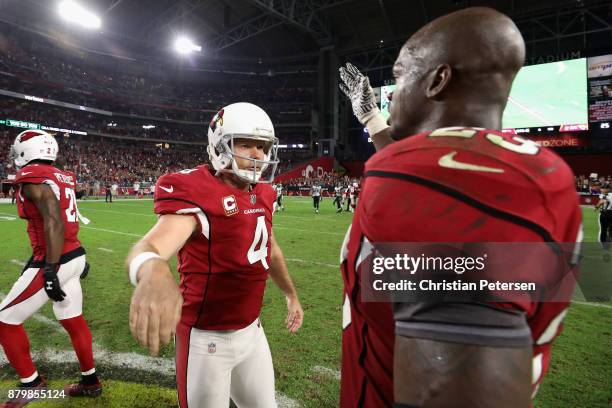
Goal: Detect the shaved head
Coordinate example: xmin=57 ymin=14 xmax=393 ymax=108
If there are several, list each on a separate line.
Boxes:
xmin=389 ymin=7 xmax=526 ymax=138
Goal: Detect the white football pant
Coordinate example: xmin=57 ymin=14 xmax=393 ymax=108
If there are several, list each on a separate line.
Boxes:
xmin=176 ymin=318 xmax=277 ymax=408
xmin=0 ymin=255 xmax=86 ymax=324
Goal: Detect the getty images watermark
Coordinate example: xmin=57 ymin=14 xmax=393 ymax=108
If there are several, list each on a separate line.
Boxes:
xmin=358 ymin=242 xmax=611 ymax=303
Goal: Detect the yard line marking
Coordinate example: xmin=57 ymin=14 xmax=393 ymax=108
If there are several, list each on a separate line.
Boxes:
xmin=312 ymin=366 xmax=341 ymax=380
xmin=81 ymin=226 xmax=142 ymax=237
xmin=285 ymin=258 xmax=337 ymax=268
xmin=2 ymin=254 xmax=301 ymax=406
xmin=79 ymin=217 xmax=343 ymax=238
xmin=0 ymin=292 xmax=64 ymax=334
xmin=0 ymin=348 xmax=299 ymax=406
xmin=98 ymin=247 xmax=114 ymax=253
xmin=573 ymin=301 xmax=612 ymax=309
xmin=77 ymin=199 xmax=154 ymax=203
xmin=274 ymin=226 xmax=344 ymax=236
xmin=11 ymin=259 xmax=26 ymax=267
xmin=83 ymin=208 xmax=155 ymax=217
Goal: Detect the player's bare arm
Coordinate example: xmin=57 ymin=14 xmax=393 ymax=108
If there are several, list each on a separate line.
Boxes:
xmin=268 ymin=231 xmax=304 ymax=333
xmin=23 ymin=183 xmax=64 ymax=263
xmin=394 ymin=336 xmax=532 ymax=407
xmin=126 ymin=214 xmax=196 ymax=356
xmin=23 ymin=183 xmax=67 ymax=302
xmin=339 ymin=62 xmax=394 ymax=151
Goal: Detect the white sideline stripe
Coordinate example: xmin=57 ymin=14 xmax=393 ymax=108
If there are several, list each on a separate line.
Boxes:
xmin=1 ymin=265 xmax=300 ymax=407
xmin=82 ymin=226 xmax=142 ymax=237
xmin=573 ymin=301 xmax=612 ymax=309
xmin=0 ymin=212 xmax=18 ymax=217
xmin=98 ymin=247 xmax=114 ymax=253
xmin=11 ymin=259 xmax=26 ymax=267
xmin=286 ymin=258 xmax=337 ymax=268
xmin=312 ymin=366 xmax=341 ymax=380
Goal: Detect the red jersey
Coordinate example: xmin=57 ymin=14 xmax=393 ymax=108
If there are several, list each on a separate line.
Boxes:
xmin=15 ymin=163 xmax=82 ymax=260
xmin=340 ymin=127 xmax=582 ymax=407
xmin=154 ymin=165 xmax=277 ymax=330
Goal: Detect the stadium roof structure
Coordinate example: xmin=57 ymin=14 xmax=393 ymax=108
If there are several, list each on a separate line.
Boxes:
xmin=0 ymin=0 xmax=611 ymax=67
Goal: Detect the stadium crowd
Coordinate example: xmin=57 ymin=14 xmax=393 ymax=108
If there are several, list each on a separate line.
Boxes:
xmin=575 ymin=174 xmax=611 ymax=194
xmin=0 ymin=33 xmax=313 ymax=123
xmin=0 ymin=128 xmax=317 ymax=192
xmin=0 ymin=130 xmax=203 ymax=186
xmin=1 ymin=97 xmax=204 ymax=142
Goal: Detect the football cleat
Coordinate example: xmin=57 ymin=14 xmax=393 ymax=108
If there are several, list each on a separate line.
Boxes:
xmin=0 ymin=377 xmax=47 ymax=408
xmin=64 ymin=379 xmax=102 ymax=398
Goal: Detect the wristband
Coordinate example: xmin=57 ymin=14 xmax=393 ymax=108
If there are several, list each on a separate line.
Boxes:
xmin=129 ymin=252 xmax=162 ymax=286
xmin=44 ymin=262 xmax=60 ymax=277
xmin=365 ymin=112 xmax=390 ymax=137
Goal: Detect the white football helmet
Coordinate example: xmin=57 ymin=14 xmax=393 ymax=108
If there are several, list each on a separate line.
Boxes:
xmin=207 ymin=102 xmax=279 ymax=183
xmin=9 ymin=129 xmax=58 ymax=169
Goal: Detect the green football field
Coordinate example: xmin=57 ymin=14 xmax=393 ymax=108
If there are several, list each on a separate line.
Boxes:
xmin=0 ymin=197 xmax=610 ymax=407
xmin=502 ymin=58 xmax=588 ymax=129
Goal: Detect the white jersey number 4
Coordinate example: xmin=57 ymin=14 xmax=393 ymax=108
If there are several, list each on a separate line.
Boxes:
xmin=247 ymin=215 xmax=269 ymax=269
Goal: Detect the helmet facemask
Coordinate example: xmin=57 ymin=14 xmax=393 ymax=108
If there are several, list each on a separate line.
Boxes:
xmin=211 ymin=133 xmax=279 ymax=184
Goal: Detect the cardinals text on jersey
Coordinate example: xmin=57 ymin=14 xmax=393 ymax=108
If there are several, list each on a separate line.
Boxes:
xmin=154 ymin=165 xmax=278 ymax=330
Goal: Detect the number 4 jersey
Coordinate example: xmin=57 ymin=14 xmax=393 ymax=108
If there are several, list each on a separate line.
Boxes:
xmin=154 ymin=165 xmax=277 ymax=330
xmin=15 ymin=164 xmax=82 ymax=260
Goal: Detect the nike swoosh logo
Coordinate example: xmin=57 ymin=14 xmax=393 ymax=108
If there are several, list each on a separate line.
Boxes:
xmin=159 ymin=185 xmax=174 ymax=193
xmin=438 ymin=151 xmax=504 ymax=173
xmin=21 ymin=172 xmax=32 ymax=175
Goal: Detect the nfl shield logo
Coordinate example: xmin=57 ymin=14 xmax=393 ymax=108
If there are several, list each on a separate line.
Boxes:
xmin=250 ymin=194 xmax=257 ymax=205
xmin=208 ymin=342 xmax=216 ymax=354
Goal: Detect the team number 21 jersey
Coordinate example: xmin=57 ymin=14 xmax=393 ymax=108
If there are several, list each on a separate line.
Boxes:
xmin=15 ymin=163 xmax=82 ymax=260
xmin=154 ymin=165 xmax=277 ymax=330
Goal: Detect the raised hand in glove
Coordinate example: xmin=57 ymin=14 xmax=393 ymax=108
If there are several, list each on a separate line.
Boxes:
xmin=339 ymin=62 xmax=381 ymax=125
xmin=339 ymin=62 xmax=391 ymax=149
xmin=43 ymin=263 xmax=66 ymax=302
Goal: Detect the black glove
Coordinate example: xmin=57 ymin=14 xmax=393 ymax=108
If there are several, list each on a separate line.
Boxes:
xmin=43 ymin=263 xmax=66 ymax=302
xmin=80 ymin=262 xmax=90 ymax=279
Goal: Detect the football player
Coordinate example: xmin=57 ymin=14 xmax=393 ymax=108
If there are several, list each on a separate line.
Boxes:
xmin=1 ymin=130 xmax=101 ymax=407
xmin=343 ymin=185 xmax=351 ymax=212
xmin=275 ymin=183 xmax=284 ymax=212
xmin=127 ymin=102 xmax=304 ymax=408
xmin=339 ymin=7 xmax=582 ymax=408
xmin=311 ymin=182 xmax=322 ymax=213
xmin=333 ymin=184 xmax=343 ymax=213
xmin=348 ymin=182 xmax=358 ymax=213
xmin=595 ymin=186 xmax=612 ymax=250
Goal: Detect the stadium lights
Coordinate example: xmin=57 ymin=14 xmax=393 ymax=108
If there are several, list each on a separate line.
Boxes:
xmin=58 ymin=1 xmax=101 ymax=29
xmin=142 ymin=125 xmax=156 ymax=129
xmin=174 ymin=37 xmax=201 ymax=54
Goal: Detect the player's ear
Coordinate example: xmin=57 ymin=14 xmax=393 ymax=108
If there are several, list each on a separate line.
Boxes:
xmin=425 ymin=63 xmax=452 ymax=99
